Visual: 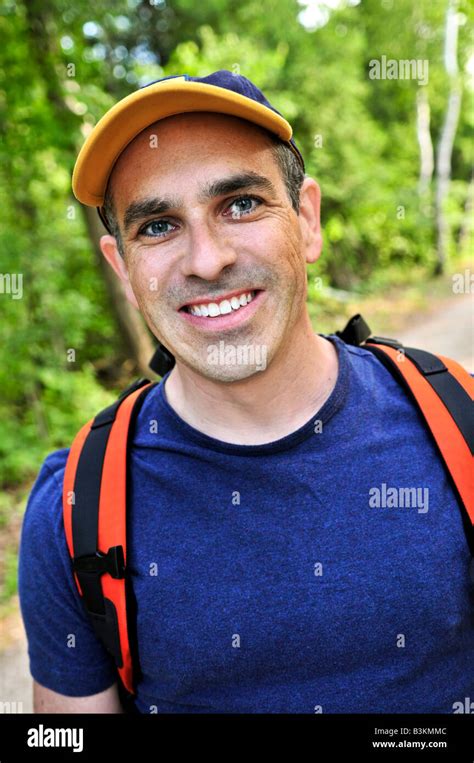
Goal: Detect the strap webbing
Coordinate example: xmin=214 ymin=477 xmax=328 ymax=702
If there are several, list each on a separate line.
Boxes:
xmin=397 ymin=347 xmax=473 ymax=453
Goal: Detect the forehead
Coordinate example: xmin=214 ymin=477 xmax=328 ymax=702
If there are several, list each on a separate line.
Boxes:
xmin=108 ymin=112 xmax=281 ymax=206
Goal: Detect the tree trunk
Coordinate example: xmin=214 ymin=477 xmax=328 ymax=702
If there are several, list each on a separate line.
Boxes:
xmin=434 ymin=0 xmax=462 ymax=274
xmin=416 ymin=88 xmax=434 ymax=198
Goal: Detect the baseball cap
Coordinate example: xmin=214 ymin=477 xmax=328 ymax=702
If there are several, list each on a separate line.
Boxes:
xmin=72 ymin=70 xmax=306 ymax=217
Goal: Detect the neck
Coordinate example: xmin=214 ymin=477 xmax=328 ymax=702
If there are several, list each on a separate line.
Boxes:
xmin=163 ymin=316 xmax=339 ymax=445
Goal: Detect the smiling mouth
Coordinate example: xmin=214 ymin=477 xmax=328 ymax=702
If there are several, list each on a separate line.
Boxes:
xmin=179 ymin=289 xmax=263 ymax=318
xmin=178 ymin=288 xmax=266 ymax=330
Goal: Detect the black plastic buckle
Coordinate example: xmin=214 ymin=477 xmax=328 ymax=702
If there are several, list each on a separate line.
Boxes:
xmin=73 ymin=546 xmax=126 ymax=579
xmin=335 ymin=314 xmax=372 ymax=347
xmin=149 ymin=343 xmax=175 ymax=377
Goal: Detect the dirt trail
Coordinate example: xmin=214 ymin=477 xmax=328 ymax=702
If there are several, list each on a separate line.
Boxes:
xmin=395 ymin=292 xmax=473 ymax=372
xmin=0 ymin=607 xmax=32 ymax=712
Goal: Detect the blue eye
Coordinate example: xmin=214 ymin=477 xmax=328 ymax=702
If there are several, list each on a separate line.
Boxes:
xmin=140 ymin=220 xmax=175 ymax=238
xmin=226 ymin=196 xmax=261 ymax=218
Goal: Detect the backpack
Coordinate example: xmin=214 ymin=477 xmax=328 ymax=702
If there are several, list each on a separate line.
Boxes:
xmin=61 ymin=314 xmax=474 ymax=713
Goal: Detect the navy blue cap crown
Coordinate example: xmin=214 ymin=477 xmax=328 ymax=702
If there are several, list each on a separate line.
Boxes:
xmin=141 ymin=70 xmax=305 ymax=171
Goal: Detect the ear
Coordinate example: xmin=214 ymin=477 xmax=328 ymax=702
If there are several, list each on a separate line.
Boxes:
xmin=99 ymin=235 xmax=140 ymax=309
xmin=298 ymin=177 xmax=323 ymax=264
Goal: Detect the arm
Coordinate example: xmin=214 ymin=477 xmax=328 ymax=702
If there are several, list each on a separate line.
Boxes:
xmin=33 ymin=680 xmax=124 ymax=713
xmin=18 ymin=454 xmax=120 ymax=708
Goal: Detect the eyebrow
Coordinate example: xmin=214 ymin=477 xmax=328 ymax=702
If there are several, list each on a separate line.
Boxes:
xmin=122 ymin=172 xmax=277 ymax=233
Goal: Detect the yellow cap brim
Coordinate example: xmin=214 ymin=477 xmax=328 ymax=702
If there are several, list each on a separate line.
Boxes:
xmin=72 ymin=77 xmax=296 ymax=207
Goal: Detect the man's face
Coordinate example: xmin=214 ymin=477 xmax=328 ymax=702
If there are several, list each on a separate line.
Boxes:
xmin=102 ymin=112 xmax=322 ymax=382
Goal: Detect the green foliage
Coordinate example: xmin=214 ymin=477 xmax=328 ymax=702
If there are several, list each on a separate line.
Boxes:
xmin=0 ymin=366 xmax=114 ymax=486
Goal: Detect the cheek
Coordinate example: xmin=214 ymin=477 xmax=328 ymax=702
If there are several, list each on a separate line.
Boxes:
xmin=126 ymin=254 xmax=170 ymax=303
xmin=256 ymin=216 xmax=303 ymax=267
xmin=265 ymin=231 xmax=306 ymax=297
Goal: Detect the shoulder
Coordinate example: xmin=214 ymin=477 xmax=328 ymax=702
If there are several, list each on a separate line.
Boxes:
xmin=20 ymin=449 xmax=70 ymax=549
xmin=27 ymin=447 xmax=69 ymax=503
xmin=39 ymin=447 xmax=69 ymax=484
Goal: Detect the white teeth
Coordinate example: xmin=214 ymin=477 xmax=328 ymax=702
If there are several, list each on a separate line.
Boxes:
xmin=219 ymin=299 xmax=232 ymax=314
xmin=208 ymin=303 xmax=220 ymax=317
xmin=187 ymin=290 xmax=257 ymax=317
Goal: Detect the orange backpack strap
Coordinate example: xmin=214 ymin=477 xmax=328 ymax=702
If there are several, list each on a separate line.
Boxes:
xmin=336 ymin=315 xmax=474 ymax=553
xmin=63 ymin=377 xmax=157 ymax=711
xmin=364 ymin=339 xmax=473 ymax=550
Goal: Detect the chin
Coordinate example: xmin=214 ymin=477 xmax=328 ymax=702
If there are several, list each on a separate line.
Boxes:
xmin=184 ymin=354 xmax=267 ymax=383
xmin=211 ymin=366 xmax=266 ymax=383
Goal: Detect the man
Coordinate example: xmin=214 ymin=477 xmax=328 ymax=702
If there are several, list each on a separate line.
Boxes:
xmin=18 ymin=71 xmax=473 ymax=714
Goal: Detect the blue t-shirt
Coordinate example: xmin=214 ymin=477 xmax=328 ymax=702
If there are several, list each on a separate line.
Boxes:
xmin=18 ymin=334 xmax=474 ymax=713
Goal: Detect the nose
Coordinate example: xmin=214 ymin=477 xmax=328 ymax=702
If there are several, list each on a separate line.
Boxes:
xmin=180 ymin=218 xmax=238 ymax=280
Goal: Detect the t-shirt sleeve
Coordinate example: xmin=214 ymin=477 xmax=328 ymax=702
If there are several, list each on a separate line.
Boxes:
xmin=18 ymin=449 xmax=117 ymax=697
